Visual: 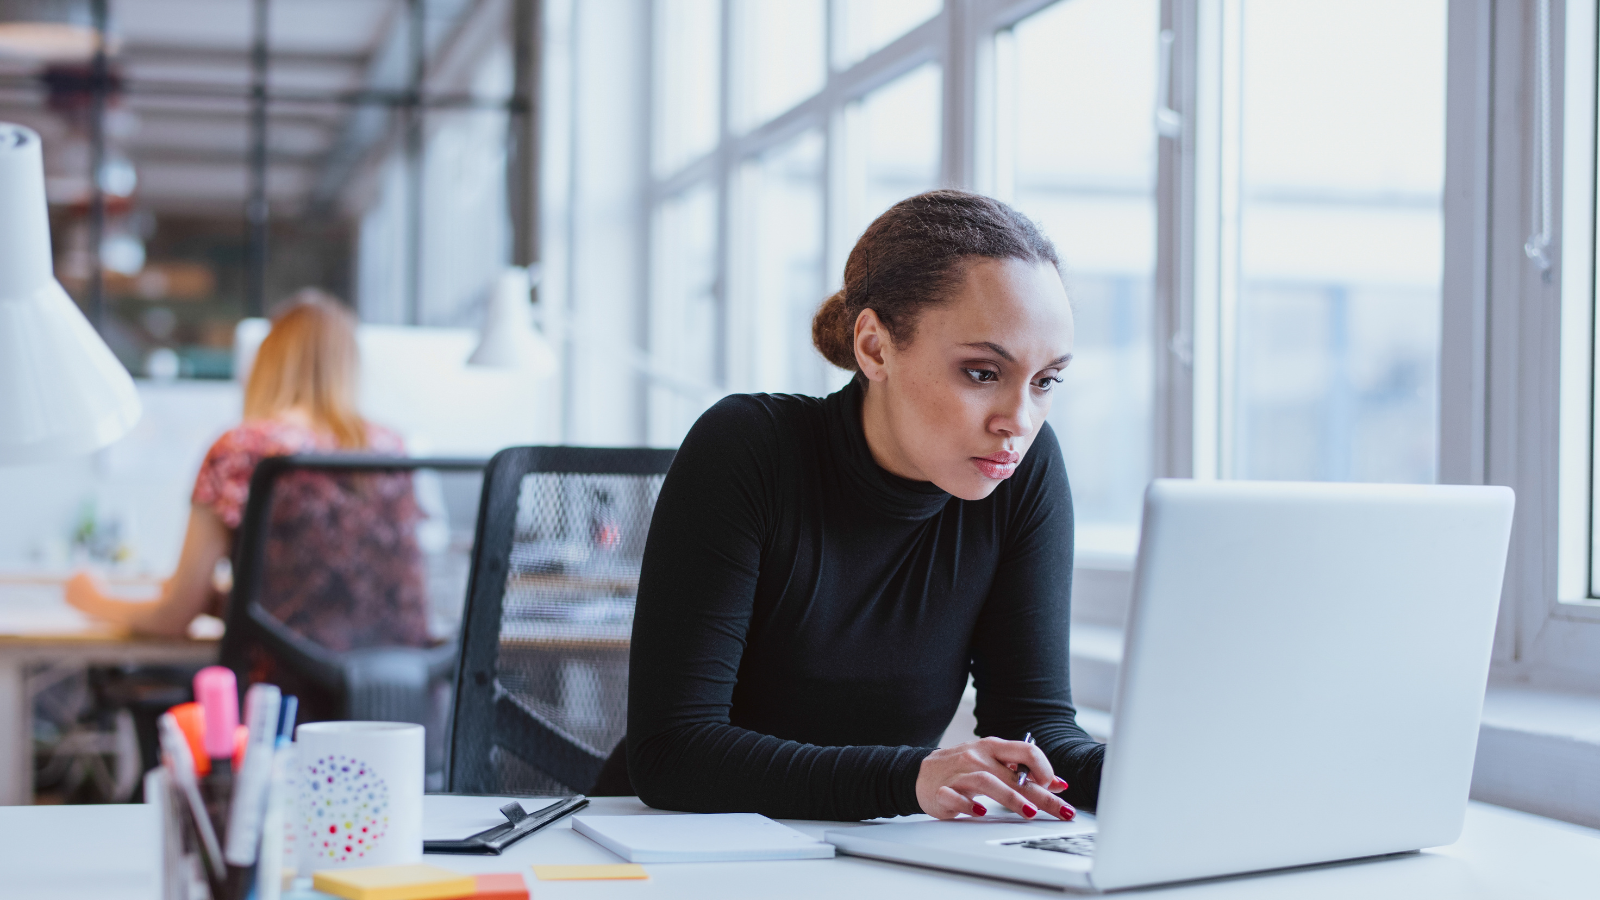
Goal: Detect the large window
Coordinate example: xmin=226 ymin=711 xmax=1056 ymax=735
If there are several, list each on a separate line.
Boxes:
xmin=535 ymin=0 xmax=1600 ymax=804
xmin=1229 ymin=0 xmax=1445 ymax=484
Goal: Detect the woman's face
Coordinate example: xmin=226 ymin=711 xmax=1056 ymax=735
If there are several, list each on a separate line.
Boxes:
xmin=856 ymin=257 xmax=1075 ymax=502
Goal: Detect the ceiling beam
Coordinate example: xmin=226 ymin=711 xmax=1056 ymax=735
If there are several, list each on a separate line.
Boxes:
xmin=0 ymin=72 xmax=514 ymax=108
xmin=121 ymin=95 xmax=344 ymax=121
xmin=0 ymin=99 xmax=338 ymax=129
xmin=127 ymin=145 xmax=321 ymax=166
xmin=118 ymin=43 xmax=367 ymax=70
xmin=128 ymin=106 xmax=336 ymax=129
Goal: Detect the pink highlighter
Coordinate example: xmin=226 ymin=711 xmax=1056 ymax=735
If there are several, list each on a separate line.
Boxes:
xmin=194 ymin=666 xmax=240 ymax=840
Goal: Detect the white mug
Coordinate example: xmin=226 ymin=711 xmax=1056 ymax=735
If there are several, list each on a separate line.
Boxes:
xmin=294 ymin=722 xmax=425 ymax=870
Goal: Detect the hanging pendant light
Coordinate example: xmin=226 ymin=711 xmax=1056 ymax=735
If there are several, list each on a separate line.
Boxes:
xmin=0 ymin=122 xmax=140 ymax=464
xmin=468 ymin=266 xmax=557 ymax=375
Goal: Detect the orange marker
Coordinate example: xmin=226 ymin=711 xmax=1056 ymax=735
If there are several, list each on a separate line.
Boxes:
xmin=169 ymin=701 xmax=210 ymax=776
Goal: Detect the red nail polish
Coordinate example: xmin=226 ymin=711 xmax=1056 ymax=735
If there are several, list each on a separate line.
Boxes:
xmin=972 ymin=803 xmax=986 ymax=817
xmin=1052 ymin=777 xmax=1069 ymax=791
xmin=1061 ymin=806 xmax=1075 ymax=821
xmin=1023 ymin=804 xmax=1038 ymax=818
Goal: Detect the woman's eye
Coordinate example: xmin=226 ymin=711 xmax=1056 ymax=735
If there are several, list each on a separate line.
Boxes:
xmin=1034 ymin=375 xmax=1064 ymax=392
xmin=962 ymin=368 xmax=1000 ymax=384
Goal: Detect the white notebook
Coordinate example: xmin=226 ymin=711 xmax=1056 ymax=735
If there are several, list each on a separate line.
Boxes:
xmin=572 ymin=813 xmax=836 ymax=863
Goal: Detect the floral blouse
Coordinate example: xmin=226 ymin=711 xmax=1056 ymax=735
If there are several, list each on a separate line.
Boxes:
xmin=192 ymin=419 xmax=406 ymax=530
xmin=191 ymin=419 xmax=431 ymax=671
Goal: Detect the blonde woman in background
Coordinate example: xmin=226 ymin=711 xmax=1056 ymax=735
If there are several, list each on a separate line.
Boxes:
xmin=66 ymin=291 xmax=427 ymax=655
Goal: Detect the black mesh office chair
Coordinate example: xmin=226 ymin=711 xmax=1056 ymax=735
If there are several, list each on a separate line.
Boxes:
xmin=220 ymin=455 xmax=485 ymax=782
xmin=446 ymin=446 xmax=674 ymax=796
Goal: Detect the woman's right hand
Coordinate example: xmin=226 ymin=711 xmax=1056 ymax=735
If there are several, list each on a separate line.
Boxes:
xmin=916 ymin=736 xmax=1075 ymax=821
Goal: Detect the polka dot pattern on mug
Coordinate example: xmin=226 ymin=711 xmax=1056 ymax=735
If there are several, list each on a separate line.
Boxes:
xmin=304 ymin=753 xmax=389 ymax=863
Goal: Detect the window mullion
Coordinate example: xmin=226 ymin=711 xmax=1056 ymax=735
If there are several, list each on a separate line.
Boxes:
xmin=1557 ymin=0 xmax=1597 ymax=603
xmin=1153 ymin=0 xmax=1194 ymax=480
xmin=942 ymin=0 xmax=971 ymax=189
xmin=824 ymin=0 xmax=845 ymax=294
xmin=1188 ymin=0 xmax=1233 ymax=482
xmin=715 ymin=0 xmax=735 ymax=392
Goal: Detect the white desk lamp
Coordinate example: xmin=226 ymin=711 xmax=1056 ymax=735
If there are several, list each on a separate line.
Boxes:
xmin=0 ymin=122 xmax=140 ymax=464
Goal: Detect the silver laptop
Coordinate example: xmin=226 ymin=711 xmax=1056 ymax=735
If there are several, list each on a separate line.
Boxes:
xmin=825 ymin=479 xmax=1515 ymax=892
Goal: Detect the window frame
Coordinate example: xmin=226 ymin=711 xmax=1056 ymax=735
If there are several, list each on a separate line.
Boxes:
xmin=1443 ymin=0 xmax=1600 ymax=693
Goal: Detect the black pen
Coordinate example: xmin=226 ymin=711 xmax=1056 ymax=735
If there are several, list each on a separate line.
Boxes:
xmin=1017 ymin=732 xmax=1035 ymax=789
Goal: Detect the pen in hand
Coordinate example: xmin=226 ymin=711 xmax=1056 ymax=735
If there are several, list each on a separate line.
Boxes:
xmin=1016 ymin=732 xmax=1035 ymax=789
xmin=1013 ymin=732 xmax=1076 ymax=822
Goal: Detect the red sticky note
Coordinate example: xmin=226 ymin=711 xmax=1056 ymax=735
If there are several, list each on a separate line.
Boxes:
xmin=471 ymin=873 xmax=528 ymax=900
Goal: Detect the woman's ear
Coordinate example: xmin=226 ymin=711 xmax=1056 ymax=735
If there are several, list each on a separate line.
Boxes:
xmin=854 ymin=308 xmax=890 ymax=382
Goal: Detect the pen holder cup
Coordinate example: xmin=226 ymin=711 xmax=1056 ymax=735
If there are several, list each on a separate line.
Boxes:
xmin=294 ymin=722 xmax=425 ymax=870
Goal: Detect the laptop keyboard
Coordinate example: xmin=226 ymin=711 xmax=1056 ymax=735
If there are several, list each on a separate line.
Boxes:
xmin=1002 ymin=833 xmax=1097 ymax=856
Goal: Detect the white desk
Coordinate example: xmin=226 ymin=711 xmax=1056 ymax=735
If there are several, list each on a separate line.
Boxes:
xmin=0 ymin=575 xmax=217 ymax=805
xmin=4 ymin=795 xmax=1597 ymax=899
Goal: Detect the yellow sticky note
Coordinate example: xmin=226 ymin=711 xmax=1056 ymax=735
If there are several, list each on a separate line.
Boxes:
xmin=313 ymin=864 xmax=477 ymax=900
xmin=531 ymin=864 xmax=650 ymax=881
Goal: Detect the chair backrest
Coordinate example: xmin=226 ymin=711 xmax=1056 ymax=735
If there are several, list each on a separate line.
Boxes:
xmin=220 ymin=455 xmax=486 ymax=732
xmin=447 ymin=446 xmax=674 ymax=796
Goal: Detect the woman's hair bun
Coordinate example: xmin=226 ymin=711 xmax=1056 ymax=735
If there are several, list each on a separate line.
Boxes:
xmin=811 ymin=290 xmax=858 ymax=371
xmin=809 ymin=190 xmax=1061 ymax=374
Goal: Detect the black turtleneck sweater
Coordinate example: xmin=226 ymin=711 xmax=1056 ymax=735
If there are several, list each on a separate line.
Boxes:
xmin=626 ymin=377 xmax=1104 ymax=821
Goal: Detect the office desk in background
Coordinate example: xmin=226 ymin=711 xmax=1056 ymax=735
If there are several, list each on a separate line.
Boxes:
xmin=5 ymin=794 xmax=1596 ymax=899
xmin=0 ymin=573 xmax=216 ymax=806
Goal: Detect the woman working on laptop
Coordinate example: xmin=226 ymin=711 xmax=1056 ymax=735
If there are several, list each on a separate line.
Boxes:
xmin=622 ymin=190 xmax=1098 ymax=823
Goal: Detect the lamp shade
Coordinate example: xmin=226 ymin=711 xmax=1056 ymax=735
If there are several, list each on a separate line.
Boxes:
xmin=0 ymin=122 xmax=139 ymax=465
xmin=467 ymin=266 xmax=557 ymax=375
